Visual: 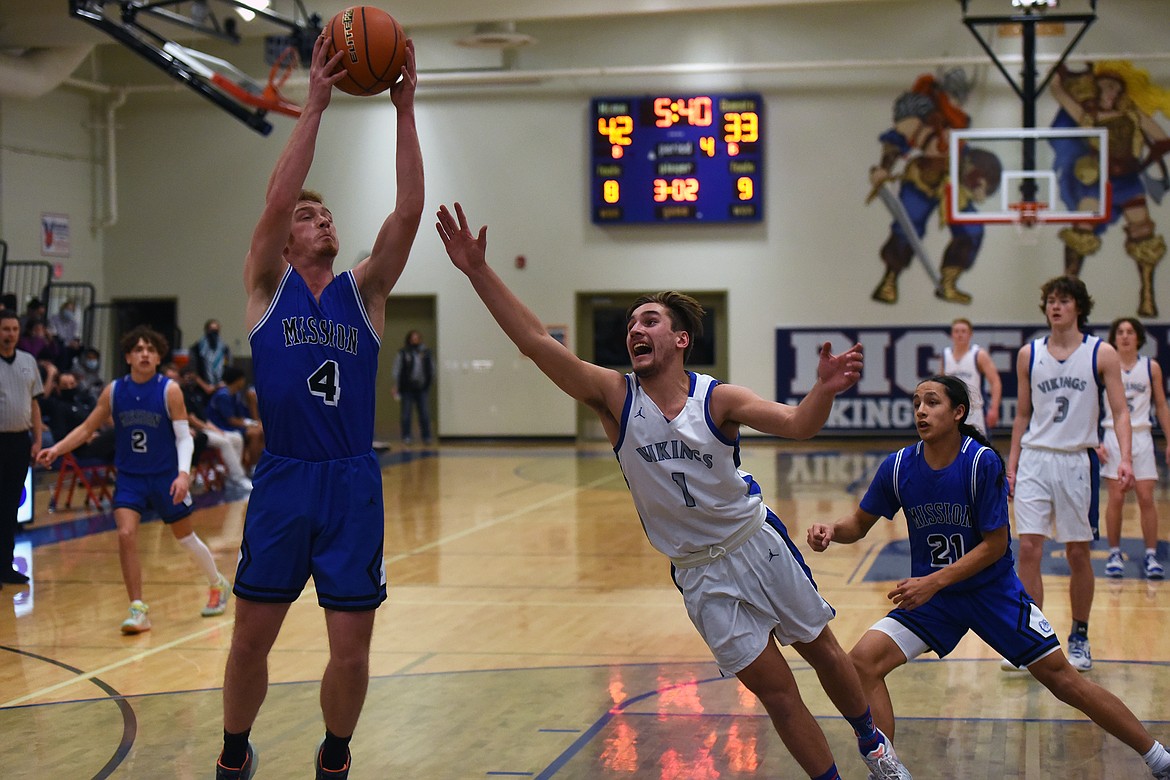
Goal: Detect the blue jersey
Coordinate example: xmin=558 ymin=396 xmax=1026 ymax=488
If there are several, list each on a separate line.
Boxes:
xmin=249 ymin=267 xmax=380 ymax=461
xmin=111 ymin=373 xmax=176 ymax=477
xmin=860 ymin=436 xmax=1013 ymax=592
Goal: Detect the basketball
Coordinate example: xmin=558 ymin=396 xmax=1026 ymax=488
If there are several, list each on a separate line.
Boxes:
xmin=325 ymin=6 xmax=407 ymax=97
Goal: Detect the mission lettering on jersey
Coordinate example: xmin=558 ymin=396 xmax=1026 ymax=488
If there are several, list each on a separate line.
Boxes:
xmin=281 ymin=316 xmax=360 ymax=355
xmin=775 ymin=323 xmax=1170 ymax=435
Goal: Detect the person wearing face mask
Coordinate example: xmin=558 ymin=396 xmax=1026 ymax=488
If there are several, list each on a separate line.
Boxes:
xmin=189 ymin=319 xmax=231 ymax=404
xmin=39 ymin=370 xmax=114 ymax=462
xmin=70 ymin=347 xmax=105 ymax=400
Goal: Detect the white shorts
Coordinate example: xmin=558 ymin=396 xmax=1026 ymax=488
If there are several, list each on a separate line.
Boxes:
xmin=672 ymin=519 xmax=836 ymax=675
xmin=1101 ymin=428 xmax=1157 ymax=481
xmin=1013 ymin=447 xmax=1098 ymax=543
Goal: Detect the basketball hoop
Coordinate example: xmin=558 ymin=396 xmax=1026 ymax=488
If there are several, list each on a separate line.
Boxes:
xmin=1010 ymin=200 xmax=1047 ymax=245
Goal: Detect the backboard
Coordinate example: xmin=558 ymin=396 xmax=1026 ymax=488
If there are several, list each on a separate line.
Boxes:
xmin=946 ymin=127 xmax=1111 ymax=225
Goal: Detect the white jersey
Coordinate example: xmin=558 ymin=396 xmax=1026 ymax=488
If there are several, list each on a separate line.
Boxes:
xmin=614 ymin=372 xmax=766 ymax=559
xmin=943 ymin=345 xmax=985 ymax=416
xmin=1022 ymin=335 xmax=1102 ymax=451
xmin=1102 ymin=356 xmax=1152 ymax=432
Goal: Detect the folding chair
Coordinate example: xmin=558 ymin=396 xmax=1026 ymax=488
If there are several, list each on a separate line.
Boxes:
xmin=49 ymin=453 xmax=115 ymax=511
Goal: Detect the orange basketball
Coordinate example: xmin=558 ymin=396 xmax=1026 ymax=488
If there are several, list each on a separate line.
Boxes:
xmin=325 ymin=6 xmax=406 ymax=96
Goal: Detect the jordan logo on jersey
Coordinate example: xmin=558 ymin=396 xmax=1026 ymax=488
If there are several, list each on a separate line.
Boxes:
xmin=281 ymin=316 xmax=360 ymax=355
xmin=634 ymin=439 xmax=714 ymax=469
xmin=634 ymin=407 xmax=646 ymax=419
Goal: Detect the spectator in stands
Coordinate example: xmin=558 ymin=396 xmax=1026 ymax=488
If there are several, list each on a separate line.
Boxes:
xmin=71 ymin=347 xmax=105 ymax=400
xmin=165 ymin=364 xmax=252 ymax=494
xmin=39 ymin=370 xmax=114 ymax=462
xmin=189 ymin=319 xmax=230 ymax=403
xmin=18 ymin=319 xmax=57 ymax=364
xmin=206 ymin=365 xmax=264 ymax=470
xmin=49 ymin=297 xmax=81 ymax=345
xmin=20 ymin=298 xmax=46 ymax=330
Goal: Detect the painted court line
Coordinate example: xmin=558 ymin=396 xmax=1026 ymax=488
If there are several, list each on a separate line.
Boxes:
xmin=4 ymin=468 xmax=622 ymax=710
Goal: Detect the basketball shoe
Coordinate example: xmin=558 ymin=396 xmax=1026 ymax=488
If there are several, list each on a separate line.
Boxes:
xmin=120 ymin=600 xmax=151 ymax=634
xmin=203 ymin=574 xmax=231 ymax=617
xmin=216 ymin=741 xmax=258 ymax=780
xmin=1105 ymin=550 xmax=1125 ymax=578
xmin=861 ymin=731 xmax=912 ymax=779
xmin=316 ymin=739 xmax=351 ymax=779
xmin=1145 ymin=553 xmax=1164 ymax=580
xmin=1067 ymin=634 xmax=1092 ymax=671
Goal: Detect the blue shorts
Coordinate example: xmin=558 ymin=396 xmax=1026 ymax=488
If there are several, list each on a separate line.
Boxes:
xmin=885 ymin=570 xmax=1060 ymax=668
xmin=113 ymin=471 xmax=193 ymax=523
xmin=234 ymin=451 xmax=387 ymax=611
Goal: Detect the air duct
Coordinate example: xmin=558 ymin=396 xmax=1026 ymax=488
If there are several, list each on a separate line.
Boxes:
xmin=0 ymin=46 xmax=93 ymax=99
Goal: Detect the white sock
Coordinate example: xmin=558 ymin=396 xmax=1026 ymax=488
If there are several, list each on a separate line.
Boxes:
xmin=1111 ymin=546 xmax=1122 ymax=555
xmin=1143 ymin=740 xmax=1170 ymax=772
xmin=1147 ymin=548 xmax=1158 ymax=558
xmin=177 ymin=533 xmax=220 ymax=585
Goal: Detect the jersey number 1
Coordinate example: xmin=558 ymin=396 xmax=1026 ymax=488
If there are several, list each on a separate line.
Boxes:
xmin=308 ymin=359 xmax=341 ymax=406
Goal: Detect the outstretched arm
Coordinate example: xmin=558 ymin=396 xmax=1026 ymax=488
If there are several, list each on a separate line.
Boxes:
xmin=36 ymin=385 xmax=113 ymax=465
xmin=244 ymin=34 xmax=346 ymax=329
xmin=436 ymin=203 xmax=626 ymax=424
xmin=714 ymin=341 xmax=862 ymax=439
xmin=807 ymin=506 xmax=881 ymax=551
xmin=353 ymin=40 xmax=424 ymax=323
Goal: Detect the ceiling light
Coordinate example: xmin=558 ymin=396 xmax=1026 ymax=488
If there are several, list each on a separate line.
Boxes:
xmin=234 ymin=0 xmax=270 ymax=22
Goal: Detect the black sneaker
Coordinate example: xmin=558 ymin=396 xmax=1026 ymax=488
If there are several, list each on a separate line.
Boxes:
xmin=216 ymin=741 xmax=258 ymax=780
xmin=316 ymin=739 xmax=351 ymax=779
xmin=0 ymin=568 xmax=29 ymax=584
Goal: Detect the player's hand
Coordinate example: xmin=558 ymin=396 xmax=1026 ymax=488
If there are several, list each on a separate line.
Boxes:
xmin=36 ymin=446 xmax=60 ymax=468
xmin=390 ymin=39 xmax=416 ymax=109
xmin=1006 ymin=469 xmax=1016 ymax=499
xmin=888 ymin=576 xmax=939 ymax=611
xmin=985 ymin=406 xmax=999 ymax=429
xmin=1117 ymin=460 xmax=1136 ymax=491
xmin=815 ymin=342 xmax=863 ymax=395
xmin=436 ymin=202 xmax=488 ymax=274
xmin=308 ymin=32 xmax=347 ymax=109
xmin=1095 ymin=443 xmax=1108 ymax=463
xmin=806 ymin=523 xmax=834 ymax=552
xmin=171 ymin=472 xmax=191 ymax=504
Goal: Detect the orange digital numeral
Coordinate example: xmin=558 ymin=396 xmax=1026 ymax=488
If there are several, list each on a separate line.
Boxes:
xmin=603 ymin=180 xmax=620 ymax=204
xmin=737 ymin=177 xmax=753 ymax=201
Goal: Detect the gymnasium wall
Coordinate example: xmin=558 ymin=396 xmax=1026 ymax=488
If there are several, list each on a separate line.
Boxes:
xmin=1 ymin=1 xmax=1167 ymax=437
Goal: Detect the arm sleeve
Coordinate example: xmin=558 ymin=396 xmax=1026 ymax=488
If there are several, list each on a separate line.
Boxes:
xmin=173 ymin=419 xmax=193 ymax=474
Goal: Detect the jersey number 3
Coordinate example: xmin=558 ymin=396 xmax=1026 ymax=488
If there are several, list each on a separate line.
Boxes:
xmin=307 ymin=359 xmax=341 ymax=406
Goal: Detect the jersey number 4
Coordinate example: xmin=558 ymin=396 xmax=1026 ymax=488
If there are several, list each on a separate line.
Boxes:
xmin=307 ymin=359 xmax=341 ymax=406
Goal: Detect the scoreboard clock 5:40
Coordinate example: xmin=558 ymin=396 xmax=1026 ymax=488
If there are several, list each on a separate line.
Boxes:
xmin=591 ymin=93 xmax=764 ymax=224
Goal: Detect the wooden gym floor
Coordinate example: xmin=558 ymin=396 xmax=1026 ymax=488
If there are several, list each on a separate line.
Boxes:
xmin=2 ymin=439 xmax=1167 ymax=779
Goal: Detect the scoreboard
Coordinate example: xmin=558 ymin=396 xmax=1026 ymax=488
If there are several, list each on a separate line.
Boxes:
xmin=590 ymin=93 xmax=764 ymax=224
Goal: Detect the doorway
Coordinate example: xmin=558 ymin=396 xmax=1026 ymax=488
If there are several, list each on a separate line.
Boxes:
xmin=573 ymin=290 xmax=728 ymax=440
xmin=378 ymin=295 xmax=438 ymax=444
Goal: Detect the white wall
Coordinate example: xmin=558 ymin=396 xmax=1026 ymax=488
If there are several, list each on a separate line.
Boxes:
xmin=2 ymin=0 xmax=1168 ymax=435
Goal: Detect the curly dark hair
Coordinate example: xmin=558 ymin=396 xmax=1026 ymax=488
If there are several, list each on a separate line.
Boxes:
xmin=1039 ymin=275 xmax=1093 ymax=330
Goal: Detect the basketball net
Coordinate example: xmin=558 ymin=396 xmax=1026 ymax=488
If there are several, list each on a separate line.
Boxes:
xmin=1010 ymin=201 xmax=1047 ymax=246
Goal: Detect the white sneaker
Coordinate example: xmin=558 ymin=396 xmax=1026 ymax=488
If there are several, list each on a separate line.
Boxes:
xmin=1067 ymin=634 xmax=1092 ymax=672
xmin=1105 ymin=550 xmax=1125 ymax=578
xmin=1145 ymin=553 xmax=1165 ymax=580
xmin=121 ymin=600 xmax=151 ymax=634
xmin=861 ymin=731 xmax=912 ymax=779
xmin=202 ymin=574 xmax=231 ymax=617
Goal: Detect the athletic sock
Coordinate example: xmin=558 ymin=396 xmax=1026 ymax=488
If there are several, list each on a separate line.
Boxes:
xmin=177 ymin=532 xmax=220 ymax=584
xmin=1071 ymin=620 xmax=1089 ymax=639
xmin=1147 ymin=547 xmax=1159 ymax=558
xmin=220 ymin=728 xmax=251 ymax=769
xmin=810 ymin=764 xmax=841 ymax=780
xmin=321 ymin=730 xmax=352 ymax=771
xmin=1110 ymin=546 xmax=1122 ymax=555
xmin=1144 ymin=740 xmax=1170 ymax=773
xmin=845 ymin=706 xmax=882 ymax=754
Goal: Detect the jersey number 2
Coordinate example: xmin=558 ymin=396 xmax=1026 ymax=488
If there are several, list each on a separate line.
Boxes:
xmin=927 ymin=533 xmax=966 ymax=568
xmin=307 ymin=359 xmax=341 ymax=406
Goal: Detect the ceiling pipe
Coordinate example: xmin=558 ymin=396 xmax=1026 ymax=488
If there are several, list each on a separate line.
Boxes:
xmin=0 ymin=47 xmax=94 ymax=99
